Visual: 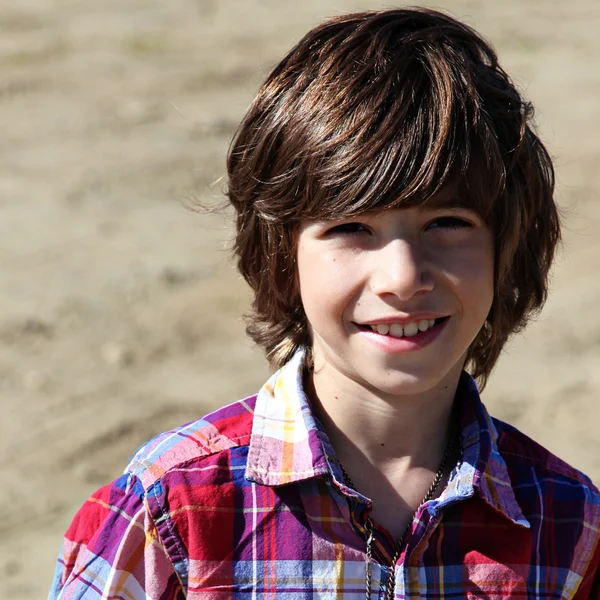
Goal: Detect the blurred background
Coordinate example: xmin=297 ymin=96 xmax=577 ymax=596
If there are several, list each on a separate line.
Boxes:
xmin=1 ymin=0 xmax=599 ymax=597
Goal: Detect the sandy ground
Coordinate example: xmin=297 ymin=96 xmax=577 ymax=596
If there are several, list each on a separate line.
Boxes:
xmin=0 ymin=1 xmax=599 ymax=597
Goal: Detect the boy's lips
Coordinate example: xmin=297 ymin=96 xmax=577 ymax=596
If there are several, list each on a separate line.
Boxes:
xmin=352 ymin=315 xmax=450 ymax=341
xmin=354 ymin=316 xmax=450 ymax=351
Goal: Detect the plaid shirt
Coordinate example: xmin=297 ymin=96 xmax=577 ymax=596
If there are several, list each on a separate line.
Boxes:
xmin=49 ymin=350 xmax=600 ymax=599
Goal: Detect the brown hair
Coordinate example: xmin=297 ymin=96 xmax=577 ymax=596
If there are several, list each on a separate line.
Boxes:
xmin=226 ymin=8 xmax=560 ymax=389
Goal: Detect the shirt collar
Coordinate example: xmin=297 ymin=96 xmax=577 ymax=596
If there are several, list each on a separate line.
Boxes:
xmin=430 ymin=372 xmax=530 ymax=528
xmin=245 ymin=349 xmax=333 ymax=486
xmin=245 ymin=349 xmax=530 ymax=529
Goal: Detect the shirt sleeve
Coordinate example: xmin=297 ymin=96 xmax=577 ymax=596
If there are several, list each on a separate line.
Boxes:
xmin=573 ymin=534 xmax=600 ymax=599
xmin=48 ymin=472 xmax=185 ymax=600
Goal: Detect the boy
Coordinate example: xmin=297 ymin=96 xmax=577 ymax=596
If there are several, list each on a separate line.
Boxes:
xmin=49 ymin=8 xmax=600 ymax=599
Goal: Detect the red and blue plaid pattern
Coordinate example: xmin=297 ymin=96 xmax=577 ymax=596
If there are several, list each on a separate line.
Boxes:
xmin=49 ymin=351 xmax=600 ymax=598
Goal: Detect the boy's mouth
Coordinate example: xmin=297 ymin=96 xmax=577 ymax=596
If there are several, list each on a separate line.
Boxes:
xmin=355 ymin=316 xmax=449 ymax=338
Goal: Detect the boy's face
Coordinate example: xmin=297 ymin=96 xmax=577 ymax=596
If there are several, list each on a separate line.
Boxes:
xmin=296 ymin=203 xmax=494 ymax=398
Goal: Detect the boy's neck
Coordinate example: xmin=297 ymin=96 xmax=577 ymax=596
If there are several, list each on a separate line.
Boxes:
xmin=307 ymin=363 xmax=462 ymax=474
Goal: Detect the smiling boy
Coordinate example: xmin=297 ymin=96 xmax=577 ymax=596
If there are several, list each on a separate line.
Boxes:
xmin=50 ymin=8 xmax=600 ymax=599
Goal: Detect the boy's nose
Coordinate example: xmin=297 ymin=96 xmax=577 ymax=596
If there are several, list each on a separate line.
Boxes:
xmin=369 ymin=239 xmax=434 ymax=301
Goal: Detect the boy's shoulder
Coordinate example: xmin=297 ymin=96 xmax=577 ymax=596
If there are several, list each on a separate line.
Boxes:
xmin=492 ymin=416 xmax=600 ymax=496
xmin=125 ymin=394 xmax=258 ymax=491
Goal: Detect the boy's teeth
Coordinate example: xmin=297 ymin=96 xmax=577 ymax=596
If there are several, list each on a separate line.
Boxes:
xmin=404 ymin=322 xmax=419 ymax=336
xmin=389 ymin=323 xmax=403 ymax=337
xmin=418 ymin=319 xmax=430 ymax=331
xmin=369 ymin=319 xmax=439 ymax=337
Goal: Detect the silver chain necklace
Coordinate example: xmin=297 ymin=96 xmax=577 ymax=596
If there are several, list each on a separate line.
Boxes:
xmin=339 ymin=422 xmax=458 ymax=600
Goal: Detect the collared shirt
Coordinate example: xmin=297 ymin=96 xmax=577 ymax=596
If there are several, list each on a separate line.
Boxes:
xmin=49 ymin=351 xmax=600 ymax=599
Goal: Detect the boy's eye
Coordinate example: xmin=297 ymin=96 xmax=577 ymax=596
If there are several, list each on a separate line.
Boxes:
xmin=326 ymin=222 xmax=370 ymax=235
xmin=426 ymin=216 xmax=473 ymax=230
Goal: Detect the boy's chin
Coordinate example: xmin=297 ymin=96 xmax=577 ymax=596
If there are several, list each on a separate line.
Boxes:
xmin=368 ymin=375 xmax=444 ymax=398
xmin=358 ymin=363 xmax=464 ymax=398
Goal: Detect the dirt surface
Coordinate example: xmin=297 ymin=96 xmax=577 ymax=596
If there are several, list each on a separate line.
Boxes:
xmin=1 ymin=1 xmax=599 ymax=598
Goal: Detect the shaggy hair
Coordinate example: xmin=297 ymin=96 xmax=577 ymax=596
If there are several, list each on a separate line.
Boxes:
xmin=226 ymin=8 xmax=560 ymax=389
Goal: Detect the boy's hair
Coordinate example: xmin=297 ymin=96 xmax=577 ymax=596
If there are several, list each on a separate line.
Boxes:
xmin=226 ymin=8 xmax=560 ymax=388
